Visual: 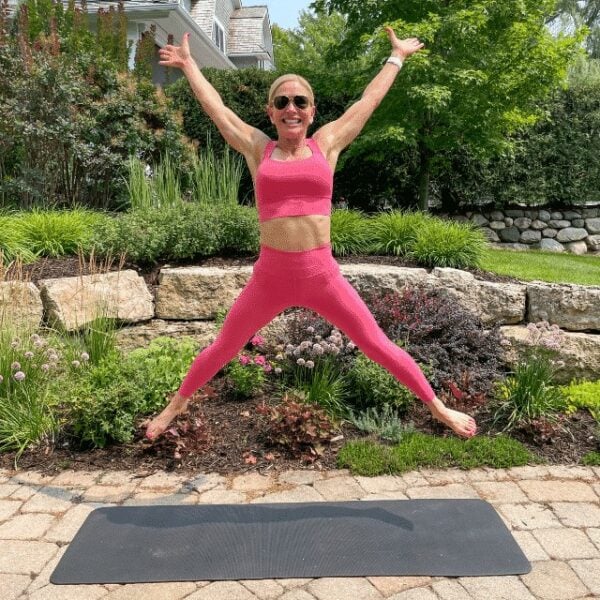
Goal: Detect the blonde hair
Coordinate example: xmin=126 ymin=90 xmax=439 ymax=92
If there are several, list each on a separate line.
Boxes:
xmin=267 ymin=74 xmax=315 ymax=106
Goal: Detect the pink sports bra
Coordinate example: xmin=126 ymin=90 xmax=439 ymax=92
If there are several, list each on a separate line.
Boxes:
xmin=255 ymin=137 xmax=333 ymax=223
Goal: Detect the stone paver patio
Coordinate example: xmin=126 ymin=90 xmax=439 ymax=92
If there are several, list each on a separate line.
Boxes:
xmin=1 ymin=465 xmax=600 ymax=599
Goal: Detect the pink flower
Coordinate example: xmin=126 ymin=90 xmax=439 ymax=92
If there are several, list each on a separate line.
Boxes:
xmin=239 ymin=354 xmax=250 ymax=365
xmin=263 ymin=364 xmax=272 ymax=373
xmin=250 ymin=335 xmax=264 ymax=347
xmin=11 ymin=362 xmax=21 ymax=370
xmin=14 ymin=371 xmax=25 ymax=381
xmin=253 ymin=355 xmax=266 ymax=366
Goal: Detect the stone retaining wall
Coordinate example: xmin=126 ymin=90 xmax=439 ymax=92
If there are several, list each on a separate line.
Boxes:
xmin=2 ymin=264 xmax=599 ymax=384
xmin=441 ymin=207 xmax=600 ymax=254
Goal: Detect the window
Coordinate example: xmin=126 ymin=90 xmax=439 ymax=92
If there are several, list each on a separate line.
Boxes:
xmin=213 ymin=20 xmax=225 ymax=52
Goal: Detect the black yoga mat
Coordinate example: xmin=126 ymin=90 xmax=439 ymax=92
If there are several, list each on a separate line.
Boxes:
xmin=50 ymin=499 xmax=531 ymax=584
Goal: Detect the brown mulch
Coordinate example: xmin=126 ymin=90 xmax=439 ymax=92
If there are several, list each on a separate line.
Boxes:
xmin=2 ymin=253 xmax=597 ymax=475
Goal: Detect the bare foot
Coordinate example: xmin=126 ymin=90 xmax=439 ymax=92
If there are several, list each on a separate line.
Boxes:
xmin=144 ymin=394 xmax=190 ymax=440
xmin=428 ymin=397 xmax=477 ymax=438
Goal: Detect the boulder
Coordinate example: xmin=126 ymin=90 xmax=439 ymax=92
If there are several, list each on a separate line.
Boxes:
xmin=538 ymin=239 xmax=565 ymax=252
xmin=0 ymin=281 xmax=43 ymax=331
xmin=39 ymin=270 xmax=153 ymax=331
xmin=585 ymin=217 xmax=600 ymax=234
xmin=520 ymin=230 xmax=541 ymax=243
xmin=527 ymin=282 xmax=600 ymax=331
xmin=556 ymin=227 xmax=588 ymax=243
xmin=431 ymin=268 xmax=526 ymax=325
xmin=564 ymin=241 xmax=588 ymax=255
xmin=499 ymin=226 xmax=521 ymax=242
xmin=500 ymin=325 xmax=600 ymax=384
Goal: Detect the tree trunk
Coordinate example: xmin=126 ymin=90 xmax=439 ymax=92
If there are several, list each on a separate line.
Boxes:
xmin=417 ymin=144 xmax=431 ymax=212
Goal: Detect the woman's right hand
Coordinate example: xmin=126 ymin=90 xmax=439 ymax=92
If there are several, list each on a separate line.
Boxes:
xmin=158 ymin=32 xmax=193 ymax=70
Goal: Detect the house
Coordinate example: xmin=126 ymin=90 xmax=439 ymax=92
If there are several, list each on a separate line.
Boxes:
xmin=5 ymin=0 xmax=275 ymax=84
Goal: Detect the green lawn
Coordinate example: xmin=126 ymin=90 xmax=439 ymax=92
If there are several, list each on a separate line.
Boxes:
xmin=479 ymin=247 xmax=600 ymax=286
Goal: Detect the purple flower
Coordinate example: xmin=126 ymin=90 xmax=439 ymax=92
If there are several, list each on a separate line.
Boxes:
xmin=41 ymin=364 xmax=50 ymax=372
xmin=11 ymin=362 xmax=21 ymax=370
xmin=24 ymin=351 xmax=34 ymax=359
xmin=14 ymin=371 xmax=25 ymax=381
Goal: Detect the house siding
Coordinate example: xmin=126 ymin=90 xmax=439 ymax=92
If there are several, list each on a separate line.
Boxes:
xmin=190 ymin=0 xmax=216 ymax=38
xmin=214 ymin=0 xmax=237 ymax=53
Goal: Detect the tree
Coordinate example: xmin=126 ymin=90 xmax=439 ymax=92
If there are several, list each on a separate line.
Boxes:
xmin=311 ymin=0 xmax=586 ymax=210
xmin=547 ymin=0 xmax=600 ymax=57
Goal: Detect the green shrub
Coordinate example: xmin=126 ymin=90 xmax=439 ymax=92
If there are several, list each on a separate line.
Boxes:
xmin=408 ymin=218 xmax=488 ymax=269
xmin=122 ymin=336 xmax=199 ymax=415
xmin=11 ymin=207 xmax=110 ymax=258
xmin=345 ymin=349 xmax=426 ymax=413
xmin=491 ymin=348 xmax=568 ymax=432
xmin=367 ymin=209 xmax=434 ymax=257
xmin=348 ymin=404 xmax=415 ymax=443
xmin=561 ymin=379 xmax=600 ymax=422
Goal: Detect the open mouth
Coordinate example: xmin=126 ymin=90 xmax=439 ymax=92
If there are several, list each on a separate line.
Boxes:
xmin=282 ymin=119 xmax=302 ymax=125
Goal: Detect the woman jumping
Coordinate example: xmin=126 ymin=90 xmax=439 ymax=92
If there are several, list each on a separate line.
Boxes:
xmin=145 ymin=26 xmax=477 ymax=440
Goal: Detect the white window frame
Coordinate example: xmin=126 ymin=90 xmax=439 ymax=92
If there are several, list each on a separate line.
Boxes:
xmin=212 ymin=17 xmax=226 ymax=53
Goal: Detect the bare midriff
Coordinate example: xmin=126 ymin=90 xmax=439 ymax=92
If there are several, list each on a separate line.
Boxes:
xmin=259 ymin=215 xmax=331 ymax=251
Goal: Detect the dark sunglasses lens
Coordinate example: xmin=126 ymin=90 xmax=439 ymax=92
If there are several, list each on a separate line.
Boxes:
xmin=294 ymin=96 xmax=309 ymax=109
xmin=274 ymin=96 xmax=289 ymax=109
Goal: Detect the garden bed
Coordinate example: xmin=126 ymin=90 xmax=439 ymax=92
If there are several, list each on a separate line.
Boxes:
xmin=2 ymin=252 xmax=598 ymax=476
xmin=1 ymin=373 xmax=597 ymax=476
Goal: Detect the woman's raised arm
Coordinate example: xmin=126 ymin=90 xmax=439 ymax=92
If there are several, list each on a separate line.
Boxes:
xmin=314 ymin=27 xmax=424 ymax=158
xmin=159 ymin=33 xmax=269 ymax=157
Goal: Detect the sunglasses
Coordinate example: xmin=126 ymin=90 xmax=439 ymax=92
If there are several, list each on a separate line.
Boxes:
xmin=272 ymin=95 xmax=311 ymax=110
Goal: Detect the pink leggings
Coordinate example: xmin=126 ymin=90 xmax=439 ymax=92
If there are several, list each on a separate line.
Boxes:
xmin=178 ymin=242 xmax=435 ymax=404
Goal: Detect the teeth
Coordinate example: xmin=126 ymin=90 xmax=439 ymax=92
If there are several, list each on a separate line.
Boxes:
xmin=283 ymin=119 xmax=301 ymax=124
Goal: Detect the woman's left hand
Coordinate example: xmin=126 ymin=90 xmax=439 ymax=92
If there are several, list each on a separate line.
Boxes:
xmin=384 ymin=26 xmax=424 ymax=60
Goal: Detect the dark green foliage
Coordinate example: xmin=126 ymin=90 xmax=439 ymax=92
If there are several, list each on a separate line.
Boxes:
xmin=0 ymin=0 xmax=191 ymax=211
xmin=361 ymin=284 xmax=506 ymax=401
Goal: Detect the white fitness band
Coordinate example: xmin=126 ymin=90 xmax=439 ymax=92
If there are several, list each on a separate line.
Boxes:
xmin=386 ymin=56 xmax=404 ymax=68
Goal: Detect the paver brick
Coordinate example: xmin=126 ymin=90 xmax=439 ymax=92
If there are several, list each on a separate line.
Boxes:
xmin=466 ymin=467 xmax=512 ymax=482
xmin=498 ymin=503 xmax=562 ymax=530
xmin=180 ymin=473 xmax=227 ymax=494
xmin=545 ymin=466 xmax=598 ymax=481
xmin=276 ymin=578 xmax=313 ymax=589
xmin=279 ymin=590 xmax=316 ymax=600
xmin=312 ymin=476 xmax=367 ymax=500
xmin=50 ymin=470 xmax=102 ymax=488
xmin=44 ymin=503 xmax=100 ymax=543
xmin=419 ymin=468 xmax=468 ymax=485
xmin=388 ymin=589 xmax=437 ymax=600
xmin=138 ymin=472 xmax=190 ymax=491
xmin=458 ymin=575 xmax=535 ymax=599
xmin=0 ymin=499 xmax=22 ymax=521
xmin=532 ymin=528 xmax=599 ymax=560
xmin=9 ymin=471 xmax=56 ymax=486
xmin=354 ymin=475 xmax=406 ymax=494
xmin=511 ymin=531 xmax=550 ymax=561
xmin=360 ymin=491 xmax=409 ymax=501
xmin=367 ymin=575 xmax=431 ymax=596
xmin=250 ymin=486 xmax=324 ymax=503
xmin=405 ymin=484 xmax=479 ymax=499
xmin=186 ymin=580 xmax=257 ymax=599
xmin=231 ymin=473 xmax=273 ymax=492
xmin=83 ymin=484 xmax=137 ymax=503
xmin=0 ymin=483 xmax=20 ymax=498
xmin=102 ymin=581 xmax=198 ymax=599
xmin=520 ymin=560 xmax=589 ymax=599
xmin=518 ymin=480 xmax=597 ymax=502
xmin=28 ymin=583 xmax=107 ymax=599
xmin=21 ymin=487 xmax=84 ymax=513
xmin=241 ymin=578 xmax=285 ymax=599
xmin=431 ymin=579 xmax=470 ymax=600
xmin=9 ymin=483 xmax=39 ymax=500
xmin=278 ymin=470 xmax=321 ymax=486
xmin=0 ymin=539 xmax=58 ymax=574
xmin=0 ymin=512 xmax=56 ymax=540
xmin=123 ymin=492 xmax=197 ymax=506
xmin=1 ymin=573 xmax=31 ymax=600
xmin=472 ymin=481 xmax=528 ymax=503
xmin=507 ymin=466 xmax=551 ymax=480
xmin=401 ymin=472 xmax=430 ymax=487
xmin=308 ymin=577 xmax=383 ymax=600
xmin=550 ymin=502 xmax=600 ymax=528
xmin=569 ymin=558 xmax=600 ymax=596
xmin=197 ymin=489 xmax=246 ymax=504
xmin=588 ymin=527 xmax=600 ymax=551
xmin=96 ymin=470 xmax=142 ymax=486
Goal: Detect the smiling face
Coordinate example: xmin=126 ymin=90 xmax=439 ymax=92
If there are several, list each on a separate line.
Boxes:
xmin=267 ymin=80 xmax=316 ymax=141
